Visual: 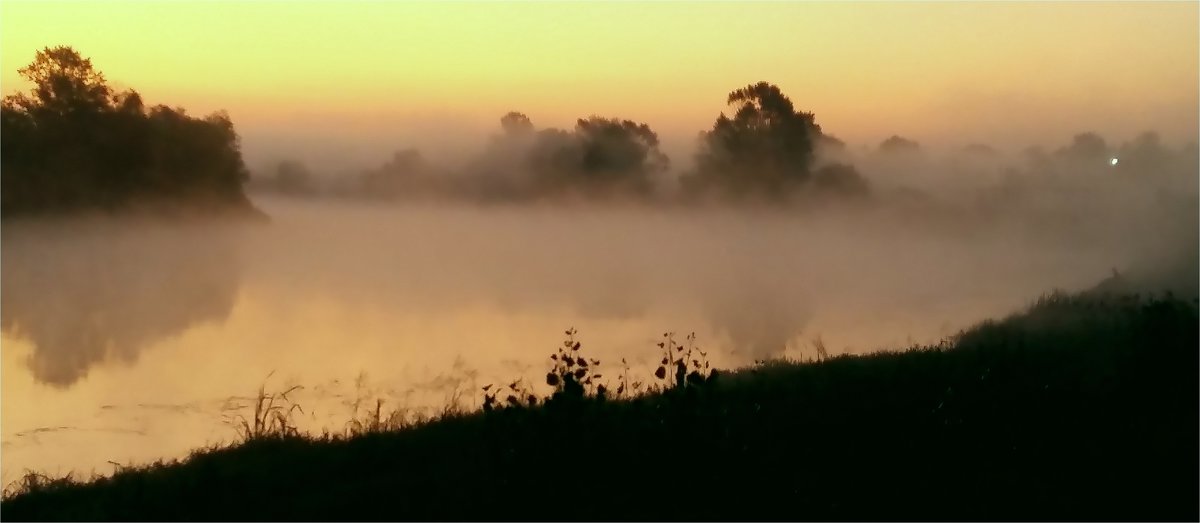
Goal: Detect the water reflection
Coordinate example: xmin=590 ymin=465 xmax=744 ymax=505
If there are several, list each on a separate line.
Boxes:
xmin=1 ymin=218 xmax=244 ymax=387
xmin=1 ymin=196 xmax=1174 ymax=483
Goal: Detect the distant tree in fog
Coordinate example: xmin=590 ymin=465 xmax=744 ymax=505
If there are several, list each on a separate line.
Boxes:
xmin=358 ymin=148 xmax=444 ymax=200
xmin=524 ymin=127 xmax=581 ymax=192
xmin=0 ymin=46 xmax=256 ymax=216
xmin=878 ymin=135 xmax=921 ymax=154
xmin=268 ymin=161 xmax=318 ymax=197
xmin=571 ymin=116 xmax=668 ymax=194
xmin=1112 ymin=131 xmax=1200 ymax=185
xmin=1114 ymin=132 xmax=1164 ymax=171
xmin=683 ymin=81 xmax=864 ymax=201
xmin=1030 ymin=131 xmax=1194 ymax=179
xmin=500 ymin=111 xmax=534 ymax=137
xmin=466 ymin=112 xmax=669 ymax=200
xmin=810 ymin=163 xmax=870 ymax=197
xmin=1055 ymin=132 xmax=1110 ymax=163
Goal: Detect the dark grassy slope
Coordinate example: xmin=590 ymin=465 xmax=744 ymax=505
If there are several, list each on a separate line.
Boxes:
xmin=3 ymin=291 xmax=1197 ymax=521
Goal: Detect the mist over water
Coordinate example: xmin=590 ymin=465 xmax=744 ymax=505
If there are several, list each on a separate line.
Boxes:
xmin=2 ymin=138 xmax=1197 ymax=485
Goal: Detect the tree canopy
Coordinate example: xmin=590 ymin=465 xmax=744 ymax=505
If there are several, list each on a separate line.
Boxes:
xmin=500 ymin=111 xmax=534 ymax=137
xmin=683 ymin=81 xmax=867 ymax=201
xmin=1 ymin=46 xmax=257 ymax=217
xmin=461 ymin=112 xmax=669 ymax=201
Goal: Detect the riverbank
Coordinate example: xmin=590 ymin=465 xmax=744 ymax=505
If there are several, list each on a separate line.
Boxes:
xmin=3 ymin=288 xmax=1196 ymax=521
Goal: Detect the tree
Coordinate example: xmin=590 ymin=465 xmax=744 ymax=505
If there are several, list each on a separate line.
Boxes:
xmin=6 ymin=46 xmax=114 ymax=116
xmin=811 ymin=163 xmax=870 ymax=197
xmin=0 ymin=46 xmax=256 ymax=216
xmin=500 ymin=111 xmax=534 ymax=137
xmin=270 ymin=161 xmax=318 ymax=196
xmin=572 ymin=116 xmax=668 ymax=195
xmin=878 ymin=135 xmax=921 ymax=154
xmin=1115 ymin=131 xmax=1165 ymax=173
xmin=684 ymin=81 xmax=829 ymax=200
xmin=500 ymin=114 xmax=669 ymax=199
xmin=1056 ymin=132 xmax=1109 ymax=163
xmin=358 ymin=148 xmax=438 ymax=200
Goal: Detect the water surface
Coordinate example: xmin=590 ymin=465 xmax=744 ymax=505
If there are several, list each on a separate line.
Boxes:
xmin=2 ymin=193 xmax=1187 ymax=484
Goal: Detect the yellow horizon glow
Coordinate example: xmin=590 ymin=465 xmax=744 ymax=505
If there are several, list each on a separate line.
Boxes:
xmin=2 ymin=1 xmax=1197 ymax=158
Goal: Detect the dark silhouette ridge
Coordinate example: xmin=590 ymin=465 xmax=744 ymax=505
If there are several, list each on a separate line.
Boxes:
xmin=0 ymin=46 xmax=261 ymax=219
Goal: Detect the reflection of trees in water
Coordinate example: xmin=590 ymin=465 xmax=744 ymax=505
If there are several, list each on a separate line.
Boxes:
xmin=1 ymin=220 xmax=243 ymax=387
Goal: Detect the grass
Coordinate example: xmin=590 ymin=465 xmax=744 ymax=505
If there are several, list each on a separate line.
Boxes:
xmin=222 ymin=372 xmax=305 ymax=442
xmin=2 ymin=288 xmax=1196 ymax=521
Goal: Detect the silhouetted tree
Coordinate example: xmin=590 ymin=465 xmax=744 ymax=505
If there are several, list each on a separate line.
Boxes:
xmin=500 ymin=111 xmax=534 ymax=137
xmin=467 ymin=113 xmax=670 ymax=200
xmin=683 ymin=81 xmax=863 ymax=202
xmin=570 ymin=116 xmax=668 ymax=195
xmin=451 ymin=112 xmax=671 ymax=202
xmin=0 ymin=46 xmax=255 ymax=216
xmin=6 ymin=46 xmax=113 ymax=116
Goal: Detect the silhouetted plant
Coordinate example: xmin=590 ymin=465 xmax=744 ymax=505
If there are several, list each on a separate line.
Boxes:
xmin=481 ymin=378 xmax=540 ymax=413
xmin=345 ymin=374 xmax=411 ymax=436
xmin=2 ymin=472 xmax=76 ymax=500
xmin=346 ymin=398 xmax=390 ymax=435
xmin=223 ymin=373 xmax=304 ymax=442
xmin=545 ymin=327 xmax=606 ymax=402
xmin=811 ymin=334 xmax=829 ymax=362
xmin=653 ymin=332 xmax=718 ymax=391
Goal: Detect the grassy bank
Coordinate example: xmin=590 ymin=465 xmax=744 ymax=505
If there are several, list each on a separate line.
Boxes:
xmin=3 ymin=289 xmax=1197 ymax=521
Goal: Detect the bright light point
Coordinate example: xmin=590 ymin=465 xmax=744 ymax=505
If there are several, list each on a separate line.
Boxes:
xmin=1110 ymin=158 xmax=1119 ymax=166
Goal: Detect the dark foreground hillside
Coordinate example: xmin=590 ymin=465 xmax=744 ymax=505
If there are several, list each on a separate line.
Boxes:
xmin=3 ymin=290 xmax=1197 ymax=521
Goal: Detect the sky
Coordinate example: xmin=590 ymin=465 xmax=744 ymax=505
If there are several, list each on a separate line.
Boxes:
xmin=2 ymin=1 xmax=1197 ymax=171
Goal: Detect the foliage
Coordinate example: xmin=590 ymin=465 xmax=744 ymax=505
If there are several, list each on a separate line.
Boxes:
xmin=684 ymin=81 xmax=864 ymax=202
xmin=499 ymin=111 xmax=534 ymax=137
xmin=523 ymin=115 xmax=669 ymax=199
xmin=652 ymin=331 xmax=717 ymax=390
xmin=0 ymin=46 xmax=257 ymax=216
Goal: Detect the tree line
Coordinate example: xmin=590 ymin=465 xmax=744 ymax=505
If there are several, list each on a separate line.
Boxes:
xmin=7 ymin=46 xmax=1193 ymax=215
xmin=3 ymin=46 xmax=874 ymax=214
xmin=1 ymin=46 xmax=258 ymax=217
xmin=258 ymin=81 xmax=872 ymax=205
